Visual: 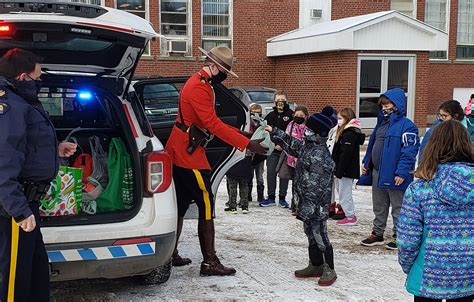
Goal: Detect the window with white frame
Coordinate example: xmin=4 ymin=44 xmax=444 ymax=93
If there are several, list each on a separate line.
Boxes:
xmin=357 ymin=56 xmax=415 ymax=128
xmin=457 ymin=0 xmax=474 ymax=59
xmin=160 ymin=0 xmax=192 ymax=56
xmin=116 ymin=0 xmax=151 ymax=56
xmin=425 ymin=0 xmax=449 ymax=59
xmin=67 ymin=0 xmax=104 ymax=4
xmin=202 ymin=0 xmax=232 ymax=51
xmin=391 ymin=0 xmax=417 ymax=17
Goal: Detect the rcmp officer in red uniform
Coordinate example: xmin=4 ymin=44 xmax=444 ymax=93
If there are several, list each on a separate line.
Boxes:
xmin=0 ymin=49 xmax=76 ymax=302
xmin=166 ymin=46 xmax=266 ymax=276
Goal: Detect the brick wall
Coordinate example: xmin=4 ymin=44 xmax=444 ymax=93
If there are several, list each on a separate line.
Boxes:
xmin=273 ymin=50 xmax=430 ymax=128
xmin=102 ymin=0 xmax=472 ymax=125
xmin=105 ymin=0 xmax=299 ymax=87
xmin=273 ymin=52 xmax=358 ymax=114
xmin=331 ymin=0 xmax=390 ymax=20
xmin=425 ymin=0 xmax=474 ymax=115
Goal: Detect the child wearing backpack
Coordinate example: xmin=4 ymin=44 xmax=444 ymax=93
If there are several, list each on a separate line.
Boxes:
xmin=266 ymin=107 xmax=338 ymax=286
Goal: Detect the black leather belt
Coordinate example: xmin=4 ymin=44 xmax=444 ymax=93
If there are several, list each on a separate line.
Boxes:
xmin=175 ymin=121 xmax=188 ymax=132
xmin=21 ymin=181 xmax=51 ymax=202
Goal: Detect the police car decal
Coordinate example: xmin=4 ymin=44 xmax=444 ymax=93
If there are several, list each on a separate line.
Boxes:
xmin=47 ymin=242 xmax=156 ymax=262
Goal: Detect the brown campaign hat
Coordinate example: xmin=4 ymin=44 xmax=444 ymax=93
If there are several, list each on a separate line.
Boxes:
xmin=199 ymin=46 xmax=238 ymax=78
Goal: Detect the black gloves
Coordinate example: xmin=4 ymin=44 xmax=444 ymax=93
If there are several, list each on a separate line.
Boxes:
xmin=239 ymin=130 xmax=253 ymax=139
xmin=247 ymin=138 xmax=267 ymax=155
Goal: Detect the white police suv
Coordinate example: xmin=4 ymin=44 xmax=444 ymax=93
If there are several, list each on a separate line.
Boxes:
xmin=0 ymin=0 xmax=248 ymax=284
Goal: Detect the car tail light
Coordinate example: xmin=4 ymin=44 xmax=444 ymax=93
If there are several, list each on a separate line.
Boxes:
xmin=145 ymin=151 xmax=172 ymax=194
xmin=0 ymin=24 xmax=12 ymax=35
xmin=113 ymin=237 xmax=152 ymax=246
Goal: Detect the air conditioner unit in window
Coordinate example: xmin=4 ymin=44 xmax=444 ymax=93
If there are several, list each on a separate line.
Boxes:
xmin=310 ymin=8 xmax=323 ymax=19
xmin=168 ymin=40 xmax=187 ymax=53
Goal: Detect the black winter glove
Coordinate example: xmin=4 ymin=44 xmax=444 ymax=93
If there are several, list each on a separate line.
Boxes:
xmin=239 ymin=130 xmax=253 ymax=139
xmin=247 ymin=138 xmax=267 ymax=155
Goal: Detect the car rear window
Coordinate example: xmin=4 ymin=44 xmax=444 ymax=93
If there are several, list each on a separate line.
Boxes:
xmin=4 ymin=38 xmax=113 ymax=52
xmin=143 ymin=83 xmax=180 ymax=123
xmin=247 ymin=91 xmax=274 ymax=103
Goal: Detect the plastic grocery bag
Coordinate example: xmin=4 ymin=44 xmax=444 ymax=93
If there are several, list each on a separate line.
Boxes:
xmin=250 ymin=113 xmax=274 ymax=156
xmin=89 ymin=136 xmax=108 ymax=188
xmin=96 ymin=138 xmax=134 ymax=212
xmin=40 ymin=166 xmax=83 ymax=216
xmin=82 ymin=177 xmax=104 ymax=215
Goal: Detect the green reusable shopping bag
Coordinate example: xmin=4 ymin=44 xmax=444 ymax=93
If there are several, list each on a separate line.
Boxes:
xmin=39 ymin=166 xmax=83 ymax=216
xmin=96 ymin=138 xmax=134 ymax=212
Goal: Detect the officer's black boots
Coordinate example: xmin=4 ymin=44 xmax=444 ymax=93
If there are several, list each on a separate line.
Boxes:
xmin=171 ymin=217 xmax=192 ymax=267
xmin=198 ymin=219 xmax=236 ymax=276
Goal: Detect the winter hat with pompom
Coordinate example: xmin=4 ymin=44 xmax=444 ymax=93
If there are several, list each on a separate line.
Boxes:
xmin=305 ymin=106 xmax=338 ymax=137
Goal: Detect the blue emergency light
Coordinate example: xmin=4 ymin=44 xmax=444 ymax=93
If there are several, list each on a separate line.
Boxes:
xmin=78 ymin=91 xmax=92 ymax=100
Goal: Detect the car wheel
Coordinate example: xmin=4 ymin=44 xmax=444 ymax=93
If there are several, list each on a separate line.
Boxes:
xmin=134 ymin=259 xmax=172 ymax=285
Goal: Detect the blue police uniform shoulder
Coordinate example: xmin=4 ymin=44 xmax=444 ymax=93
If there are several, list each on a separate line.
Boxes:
xmin=0 ymin=78 xmax=59 ymax=220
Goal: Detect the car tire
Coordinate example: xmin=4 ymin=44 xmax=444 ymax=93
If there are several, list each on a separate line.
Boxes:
xmin=134 ymin=259 xmax=172 ymax=285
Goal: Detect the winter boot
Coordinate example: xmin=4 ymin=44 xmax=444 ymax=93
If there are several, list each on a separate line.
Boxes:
xmin=198 ymin=219 xmax=236 ymax=276
xmin=294 ymin=261 xmax=324 ymax=278
xmin=328 ymin=202 xmax=336 ymax=218
xmin=257 ymin=185 xmax=264 ymax=202
xmin=332 ymin=204 xmax=346 ymax=220
xmin=318 ymin=263 xmax=337 ymax=286
xmin=172 ymin=217 xmax=192 ymax=267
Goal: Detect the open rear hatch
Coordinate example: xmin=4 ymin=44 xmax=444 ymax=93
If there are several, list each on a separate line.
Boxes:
xmin=0 ymin=1 xmax=162 ymax=226
xmin=0 ymin=0 xmax=159 ymax=96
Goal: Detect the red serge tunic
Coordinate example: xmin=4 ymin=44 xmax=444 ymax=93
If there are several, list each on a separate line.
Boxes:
xmin=165 ymin=70 xmax=249 ymax=170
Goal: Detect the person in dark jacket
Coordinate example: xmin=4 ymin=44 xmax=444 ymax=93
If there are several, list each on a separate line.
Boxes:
xmin=360 ymin=88 xmax=420 ymax=250
xmin=224 ymin=150 xmax=253 ymax=214
xmin=260 ymin=90 xmax=294 ymax=208
xmin=266 ymin=107 xmax=338 ymax=286
xmin=0 ymin=49 xmax=76 ymax=302
xmin=247 ymin=103 xmax=266 ymax=202
xmin=331 ymin=108 xmax=365 ymax=226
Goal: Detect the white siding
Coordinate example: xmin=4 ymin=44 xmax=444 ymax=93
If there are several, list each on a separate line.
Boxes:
xmin=353 ymin=18 xmax=437 ymax=51
xmin=299 ymin=0 xmax=331 ymax=29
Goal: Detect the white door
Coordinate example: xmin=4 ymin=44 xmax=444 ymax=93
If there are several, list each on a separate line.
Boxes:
xmin=356 ymin=55 xmax=416 ymax=128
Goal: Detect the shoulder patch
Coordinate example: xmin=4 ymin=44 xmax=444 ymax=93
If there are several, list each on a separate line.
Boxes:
xmin=0 ymin=102 xmax=10 ymax=115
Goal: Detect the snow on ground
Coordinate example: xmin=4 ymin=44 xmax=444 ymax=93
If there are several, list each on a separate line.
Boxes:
xmin=51 ymin=178 xmax=412 ymax=301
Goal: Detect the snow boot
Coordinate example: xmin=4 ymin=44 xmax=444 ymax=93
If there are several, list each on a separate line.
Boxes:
xmin=198 ymin=219 xmax=236 ymax=277
xmin=318 ymin=264 xmax=337 ymax=286
xmin=328 ymin=202 xmax=336 ymax=218
xmin=332 ymin=204 xmax=346 ymax=220
xmin=294 ymin=261 xmax=323 ymax=278
xmin=172 ymin=217 xmax=192 ymax=267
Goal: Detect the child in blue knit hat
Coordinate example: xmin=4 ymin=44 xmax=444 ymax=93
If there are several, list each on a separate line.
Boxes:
xmin=265 ymin=106 xmax=338 ymax=286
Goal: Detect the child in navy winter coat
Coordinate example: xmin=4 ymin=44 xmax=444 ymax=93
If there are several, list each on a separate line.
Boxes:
xmin=266 ymin=107 xmax=338 ymax=286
